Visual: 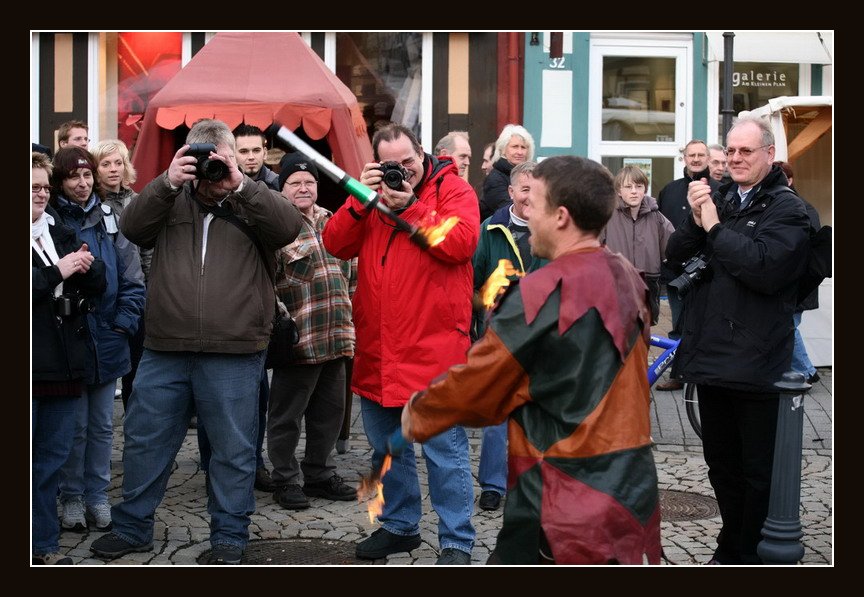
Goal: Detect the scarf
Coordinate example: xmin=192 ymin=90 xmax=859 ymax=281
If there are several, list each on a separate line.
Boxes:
xmin=32 ymin=211 xmax=63 ymax=296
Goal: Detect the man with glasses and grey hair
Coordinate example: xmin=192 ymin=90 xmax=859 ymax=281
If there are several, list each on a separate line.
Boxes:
xmin=665 ymin=116 xmax=811 ymax=565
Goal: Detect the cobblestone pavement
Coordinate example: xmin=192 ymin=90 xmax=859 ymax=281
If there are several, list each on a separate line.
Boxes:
xmin=56 ymin=301 xmax=833 ymax=566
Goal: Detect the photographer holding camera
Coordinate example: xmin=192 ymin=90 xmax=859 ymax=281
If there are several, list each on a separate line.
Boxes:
xmin=91 ymin=119 xmax=302 ymax=565
xmin=665 ymin=117 xmax=811 ymax=565
xmin=323 ymin=123 xmax=480 ymax=564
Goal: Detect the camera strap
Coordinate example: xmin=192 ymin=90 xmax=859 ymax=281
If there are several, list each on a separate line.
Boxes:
xmin=191 ymin=194 xmax=276 ymax=285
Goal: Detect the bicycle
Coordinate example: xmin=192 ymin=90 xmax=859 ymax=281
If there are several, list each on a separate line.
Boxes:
xmin=648 ymin=335 xmax=702 ymax=439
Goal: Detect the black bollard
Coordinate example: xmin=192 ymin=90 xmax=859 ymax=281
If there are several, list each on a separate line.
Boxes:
xmin=757 ymin=371 xmax=812 ymax=564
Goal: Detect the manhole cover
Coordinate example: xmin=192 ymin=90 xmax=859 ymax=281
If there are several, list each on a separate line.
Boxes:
xmin=198 ymin=538 xmax=374 ymax=565
xmin=659 ymin=489 xmax=720 ymax=522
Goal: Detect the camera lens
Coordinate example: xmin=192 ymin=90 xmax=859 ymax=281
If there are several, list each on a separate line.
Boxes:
xmin=383 ymin=170 xmax=404 ymax=190
xmin=198 ymin=158 xmax=229 ymax=182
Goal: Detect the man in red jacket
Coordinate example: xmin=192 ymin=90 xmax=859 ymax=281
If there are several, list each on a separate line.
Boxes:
xmin=322 ymin=123 xmax=479 ymax=565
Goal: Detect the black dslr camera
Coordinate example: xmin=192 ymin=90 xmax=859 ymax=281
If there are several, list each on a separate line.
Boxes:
xmin=668 ymin=254 xmax=709 ymax=298
xmin=187 ymin=143 xmax=230 ymax=182
xmin=378 ymin=161 xmax=408 ymax=190
xmin=55 ymin=293 xmax=95 ymax=318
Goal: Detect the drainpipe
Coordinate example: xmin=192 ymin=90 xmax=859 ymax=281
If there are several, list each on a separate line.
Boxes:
xmin=508 ymin=32 xmax=520 ymax=124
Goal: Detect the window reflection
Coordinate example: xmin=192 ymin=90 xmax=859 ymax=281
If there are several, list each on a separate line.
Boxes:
xmin=602 ymin=57 xmax=676 ymax=142
xmin=116 ymin=32 xmax=182 ymax=153
xmin=336 ymin=33 xmax=423 ymax=142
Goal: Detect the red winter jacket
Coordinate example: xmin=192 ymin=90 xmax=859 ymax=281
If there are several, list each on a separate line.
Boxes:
xmin=322 ymin=155 xmax=480 ymax=407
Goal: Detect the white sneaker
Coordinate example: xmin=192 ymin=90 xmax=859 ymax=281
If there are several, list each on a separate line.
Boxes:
xmin=60 ymin=496 xmax=87 ymax=532
xmin=85 ymin=502 xmax=113 ymax=531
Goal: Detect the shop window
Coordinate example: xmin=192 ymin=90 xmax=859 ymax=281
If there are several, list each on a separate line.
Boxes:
xmin=336 ymin=33 xmax=423 ymax=143
xmin=602 ymin=56 xmax=677 ymax=142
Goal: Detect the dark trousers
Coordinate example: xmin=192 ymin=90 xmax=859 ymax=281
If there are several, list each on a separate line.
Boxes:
xmin=339 ymin=358 xmax=354 ymax=441
xmin=267 ymin=358 xmax=346 ymax=485
xmin=698 ymin=384 xmax=779 ymax=564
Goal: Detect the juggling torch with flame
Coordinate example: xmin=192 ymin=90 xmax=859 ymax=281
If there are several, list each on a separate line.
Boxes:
xmin=274 ymin=126 xmax=459 ymax=251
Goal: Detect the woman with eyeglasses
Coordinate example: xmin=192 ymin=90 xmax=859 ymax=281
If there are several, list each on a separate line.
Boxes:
xmin=32 ymin=152 xmax=106 ymax=564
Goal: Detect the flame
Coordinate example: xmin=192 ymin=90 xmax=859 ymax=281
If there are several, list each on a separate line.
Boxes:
xmin=358 ymin=454 xmax=392 ymax=524
xmin=417 ymin=214 xmax=460 ymax=248
xmin=479 ymin=259 xmax=524 ymax=309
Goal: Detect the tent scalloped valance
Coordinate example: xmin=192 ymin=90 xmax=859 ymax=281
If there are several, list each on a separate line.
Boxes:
xmin=155 ymin=103 xmax=367 ymax=140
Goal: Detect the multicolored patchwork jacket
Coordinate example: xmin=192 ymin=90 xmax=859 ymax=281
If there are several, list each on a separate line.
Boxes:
xmin=408 ymin=246 xmax=661 ymax=564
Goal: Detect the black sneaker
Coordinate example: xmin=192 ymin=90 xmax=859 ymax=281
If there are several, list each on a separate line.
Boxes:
xmin=355 ymin=528 xmax=422 ymax=560
xmin=90 ymin=532 xmax=153 ymax=560
xmin=207 ymin=543 xmax=243 ymax=565
xmin=807 ymin=371 xmax=821 ymax=384
xmin=303 ymin=474 xmax=357 ymax=501
xmin=254 ymin=467 xmax=277 ymax=492
xmin=274 ymin=484 xmax=310 ymax=510
xmin=478 ymin=490 xmax=502 ymax=511
xmin=436 ymin=547 xmax=471 ymax=565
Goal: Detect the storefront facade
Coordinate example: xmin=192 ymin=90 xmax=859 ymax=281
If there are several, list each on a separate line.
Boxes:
xmin=523 ymin=31 xmax=833 ymax=204
xmin=31 ymin=30 xmax=832 ymax=205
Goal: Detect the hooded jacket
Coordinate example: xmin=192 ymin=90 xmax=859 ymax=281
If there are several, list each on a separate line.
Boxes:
xmin=322 ymin=154 xmax=480 ymax=407
xmin=600 ymin=194 xmax=674 ymax=277
xmin=52 ymin=193 xmax=146 ymax=383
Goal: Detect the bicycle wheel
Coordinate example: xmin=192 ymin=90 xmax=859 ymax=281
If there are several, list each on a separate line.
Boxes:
xmin=684 ymin=383 xmax=702 ymax=440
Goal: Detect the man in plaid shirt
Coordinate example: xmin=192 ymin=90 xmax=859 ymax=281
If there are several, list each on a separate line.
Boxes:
xmin=267 ymin=153 xmax=358 ymax=511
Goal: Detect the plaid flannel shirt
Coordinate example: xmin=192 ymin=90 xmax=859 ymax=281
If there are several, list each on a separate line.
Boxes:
xmin=275 ymin=204 xmax=356 ymax=364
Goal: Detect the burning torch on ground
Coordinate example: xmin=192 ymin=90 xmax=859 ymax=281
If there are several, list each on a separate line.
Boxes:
xmin=274 ymin=125 xmax=458 ymax=251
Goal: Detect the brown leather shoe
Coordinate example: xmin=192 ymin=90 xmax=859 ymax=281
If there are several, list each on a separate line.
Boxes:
xmin=655 ymin=380 xmax=684 ymax=391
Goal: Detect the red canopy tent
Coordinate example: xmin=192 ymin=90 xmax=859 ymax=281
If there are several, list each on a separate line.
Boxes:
xmin=130 ymin=32 xmax=372 ymax=192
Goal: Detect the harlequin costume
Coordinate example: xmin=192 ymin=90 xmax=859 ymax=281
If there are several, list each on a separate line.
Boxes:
xmin=407 ymin=246 xmax=661 ymax=564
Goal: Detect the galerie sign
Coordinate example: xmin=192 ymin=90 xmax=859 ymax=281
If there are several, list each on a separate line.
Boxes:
xmin=726 ymin=62 xmax=797 ymax=93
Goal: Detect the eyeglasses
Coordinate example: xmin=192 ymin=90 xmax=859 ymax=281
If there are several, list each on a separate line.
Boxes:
xmin=32 ymin=185 xmax=51 ymax=194
xmin=724 ymin=145 xmax=770 ymax=158
xmin=286 ymin=180 xmax=317 ymax=190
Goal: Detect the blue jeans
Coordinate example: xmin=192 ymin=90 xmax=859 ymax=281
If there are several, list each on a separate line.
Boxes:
xmin=360 ymin=397 xmax=475 ymax=553
xmin=111 ymin=349 xmax=263 ymax=549
xmin=478 ymin=422 xmax=507 ymax=495
xmin=199 ymin=370 xmax=269 ymax=472
xmin=32 ymin=396 xmax=78 ymax=554
xmin=792 ymin=312 xmax=816 ymax=377
xmin=59 ymin=379 xmax=116 ymax=506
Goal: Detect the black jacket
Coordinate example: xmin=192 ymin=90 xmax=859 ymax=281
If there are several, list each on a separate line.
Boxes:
xmin=32 ymin=205 xmax=107 ymax=385
xmin=665 ymin=165 xmax=811 ymax=392
xmin=480 ymin=157 xmax=513 ymax=221
xmin=796 ymin=193 xmax=822 ymax=312
xmin=658 ymin=166 xmax=719 ymax=282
